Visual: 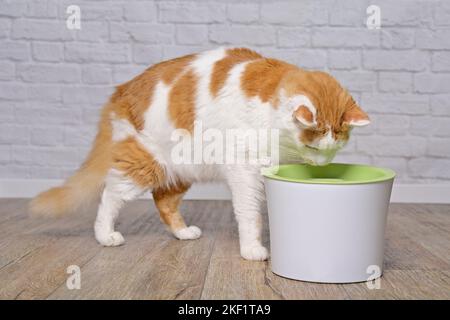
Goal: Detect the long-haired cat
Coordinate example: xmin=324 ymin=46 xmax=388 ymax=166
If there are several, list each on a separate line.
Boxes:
xmin=30 ymin=47 xmax=370 ymax=261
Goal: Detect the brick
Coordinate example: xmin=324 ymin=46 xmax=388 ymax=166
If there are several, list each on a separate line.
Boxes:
xmin=12 ymin=146 xmax=83 ymax=166
xmin=361 ymin=93 xmax=429 ymax=115
xmin=40 ymin=107 xmax=82 ymax=125
xmin=64 ymin=126 xmax=96 ymax=146
xmin=297 ymin=49 xmax=327 ymax=69
xmin=25 ymin=0 xmax=58 ymax=18
xmin=65 ymin=43 xmax=130 ymax=63
xmin=176 ymin=25 xmax=208 ymax=45
xmin=0 ymin=61 xmax=15 ymax=80
xmin=378 ymin=72 xmax=412 ymax=93
xmin=433 ymin=118 xmax=450 ymax=137
xmin=66 ymin=3 xmax=122 ymax=21
xmin=328 ymin=0 xmax=366 ymax=27
xmin=373 ymin=114 xmax=410 ymax=136
xmin=227 ymin=4 xmax=259 ymax=24
xmin=82 ymin=65 xmax=112 ymax=84
xmin=409 ymin=116 xmax=434 ymax=137
xmin=124 ymin=2 xmax=157 ymax=22
xmin=82 ymin=107 xmax=101 ymax=125
xmin=312 ymin=28 xmax=380 ymax=48
xmin=277 ymin=28 xmax=310 ymax=48
xmin=328 ymin=50 xmax=360 ymax=70
xmin=77 ymin=21 xmax=108 ymax=42
xmin=62 ymin=86 xmax=113 ymax=104
xmin=28 ymin=85 xmax=61 ymax=102
xmin=414 ymin=73 xmax=450 ymax=93
xmin=261 ymin=1 xmax=327 ymax=26
xmin=381 ymin=29 xmax=415 ymax=49
xmin=430 ymin=95 xmax=450 ymax=116
xmin=31 ymin=126 xmax=63 ymax=146
xmin=0 ymin=0 xmax=26 ymax=17
xmin=159 ymin=2 xmax=226 ymax=23
xmin=32 ymin=42 xmax=63 ymax=62
xmin=363 ymin=50 xmax=428 ymax=71
xmin=331 ymin=71 xmax=376 ymax=92
xmin=113 ymin=65 xmax=146 ymax=84
xmin=110 ymin=23 xmax=174 ymax=44
xmin=432 ymin=52 xmax=450 ymax=72
xmin=11 ymin=19 xmax=75 ymax=41
xmin=409 ymin=158 xmax=450 ymax=179
xmin=17 ymin=63 xmax=81 ymax=83
xmin=428 ymin=138 xmax=450 ymax=157
xmin=0 ymin=83 xmax=27 ymax=100
xmin=0 ymin=101 xmax=15 ymax=123
xmin=0 ymin=18 xmax=11 ymax=38
xmin=133 ymin=44 xmax=163 ymax=64
xmin=434 ymin=1 xmax=450 ymax=26
xmin=378 ymin=0 xmax=433 ymax=26
xmin=210 ymin=25 xmax=276 ymax=46
xmin=0 ymin=145 xmax=11 ymax=163
xmin=416 ymin=29 xmax=450 ymax=49
xmin=15 ymin=104 xmax=82 ymax=125
xmin=357 ymin=136 xmax=426 ymax=157
xmin=0 ymin=125 xmax=30 ymax=145
xmin=0 ymin=41 xmax=29 ymax=61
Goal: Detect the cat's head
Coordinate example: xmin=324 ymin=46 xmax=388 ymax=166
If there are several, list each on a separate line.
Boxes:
xmin=279 ymin=70 xmax=370 ymax=166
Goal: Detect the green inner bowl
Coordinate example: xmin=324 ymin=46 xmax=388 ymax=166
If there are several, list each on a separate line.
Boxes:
xmin=261 ymin=163 xmax=396 ymax=185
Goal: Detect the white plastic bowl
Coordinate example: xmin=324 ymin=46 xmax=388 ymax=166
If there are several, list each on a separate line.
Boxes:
xmin=262 ymin=163 xmax=395 ymax=283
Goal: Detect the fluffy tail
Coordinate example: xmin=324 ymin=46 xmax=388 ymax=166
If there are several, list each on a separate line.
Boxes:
xmin=30 ymin=109 xmax=112 ymax=217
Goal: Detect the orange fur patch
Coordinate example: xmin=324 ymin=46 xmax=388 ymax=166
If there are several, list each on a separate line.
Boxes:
xmin=281 ymin=70 xmax=360 ymax=143
xmin=152 ymin=183 xmax=191 ymax=231
xmin=210 ymin=48 xmax=262 ymax=97
xmin=110 ymin=54 xmax=195 ymax=131
xmin=168 ymin=70 xmax=197 ymax=132
xmin=111 ymin=137 xmax=165 ymax=188
xmin=241 ymin=58 xmax=297 ymax=104
xmin=295 ymin=105 xmax=314 ymax=124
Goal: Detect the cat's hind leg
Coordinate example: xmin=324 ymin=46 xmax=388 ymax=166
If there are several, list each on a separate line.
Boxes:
xmin=94 ymin=170 xmax=145 ymax=246
xmin=152 ymin=183 xmax=201 ymax=240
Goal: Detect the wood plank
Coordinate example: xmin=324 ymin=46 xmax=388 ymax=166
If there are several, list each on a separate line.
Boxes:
xmin=0 ymin=200 xmax=147 ymax=299
xmin=49 ymin=200 xmax=223 ymax=299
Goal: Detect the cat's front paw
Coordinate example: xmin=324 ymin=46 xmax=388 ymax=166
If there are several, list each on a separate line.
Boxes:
xmin=240 ymin=245 xmax=269 ymax=261
xmin=96 ymin=231 xmax=125 ymax=247
xmin=173 ymin=225 xmax=202 ymax=240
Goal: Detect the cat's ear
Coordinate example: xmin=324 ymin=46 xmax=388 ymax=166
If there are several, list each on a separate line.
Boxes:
xmin=343 ymin=106 xmax=370 ymax=127
xmin=293 ymin=105 xmax=316 ymax=128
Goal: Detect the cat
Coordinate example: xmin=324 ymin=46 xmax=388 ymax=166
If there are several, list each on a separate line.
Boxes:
xmin=30 ymin=47 xmax=370 ymax=261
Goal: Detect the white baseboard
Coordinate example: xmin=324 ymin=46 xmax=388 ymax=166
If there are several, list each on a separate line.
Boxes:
xmin=0 ymin=179 xmax=448 ymax=204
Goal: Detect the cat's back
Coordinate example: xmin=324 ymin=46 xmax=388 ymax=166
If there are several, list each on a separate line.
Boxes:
xmin=108 ymin=47 xmax=296 ymax=137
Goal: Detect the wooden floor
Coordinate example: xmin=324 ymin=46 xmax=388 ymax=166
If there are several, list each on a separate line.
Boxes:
xmin=0 ymin=199 xmax=449 ymax=300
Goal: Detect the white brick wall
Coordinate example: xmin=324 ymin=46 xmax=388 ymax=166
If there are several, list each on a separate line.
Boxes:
xmin=0 ymin=0 xmax=449 ymax=184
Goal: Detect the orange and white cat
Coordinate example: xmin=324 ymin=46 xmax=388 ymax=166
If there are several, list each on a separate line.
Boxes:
xmin=31 ymin=47 xmax=370 ymax=261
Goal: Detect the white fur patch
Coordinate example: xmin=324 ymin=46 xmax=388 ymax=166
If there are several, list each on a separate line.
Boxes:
xmin=111 ymin=117 xmax=137 ymax=142
xmin=173 ymin=225 xmax=202 ymax=240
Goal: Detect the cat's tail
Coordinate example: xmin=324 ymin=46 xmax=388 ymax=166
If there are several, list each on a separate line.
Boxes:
xmin=29 ymin=108 xmax=113 ymax=217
